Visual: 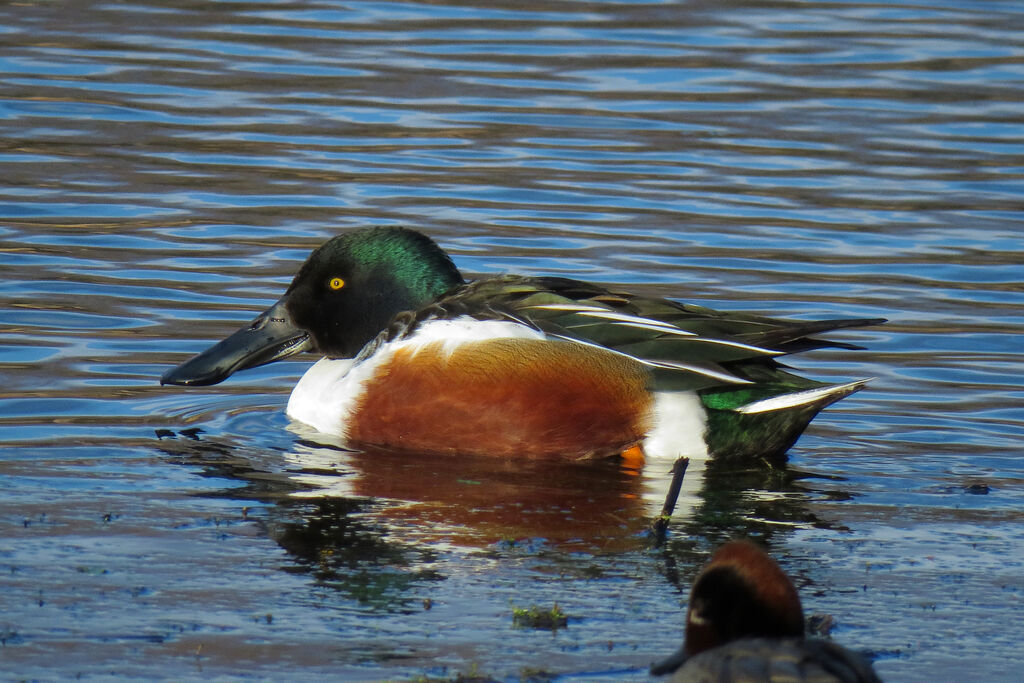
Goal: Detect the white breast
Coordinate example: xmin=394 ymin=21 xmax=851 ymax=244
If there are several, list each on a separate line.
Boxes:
xmin=286 ymin=356 xmax=360 ymax=436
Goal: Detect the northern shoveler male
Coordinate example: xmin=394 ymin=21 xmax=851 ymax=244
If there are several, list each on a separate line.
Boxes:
xmin=650 ymin=540 xmax=881 ymax=682
xmin=161 ymin=226 xmax=883 ymax=463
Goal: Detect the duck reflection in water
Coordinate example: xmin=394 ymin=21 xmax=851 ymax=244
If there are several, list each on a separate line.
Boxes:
xmin=281 ymin=434 xmax=660 ymax=551
xmin=652 ymin=540 xmax=881 ymax=682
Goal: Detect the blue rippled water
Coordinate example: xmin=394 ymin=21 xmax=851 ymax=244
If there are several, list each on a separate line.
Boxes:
xmin=1 ymin=1 xmax=1022 ymax=680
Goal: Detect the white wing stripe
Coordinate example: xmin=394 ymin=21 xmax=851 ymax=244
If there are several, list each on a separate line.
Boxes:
xmin=735 ymin=380 xmax=868 ymax=414
xmin=550 ymin=334 xmax=752 ymax=385
xmin=617 ymin=331 xmax=780 ymax=355
xmin=527 ymin=303 xmax=696 ymax=334
xmin=526 ymin=304 xmax=778 ymax=355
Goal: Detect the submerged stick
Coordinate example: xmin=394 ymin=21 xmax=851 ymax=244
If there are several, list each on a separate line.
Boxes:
xmin=651 ymin=456 xmax=689 ymax=546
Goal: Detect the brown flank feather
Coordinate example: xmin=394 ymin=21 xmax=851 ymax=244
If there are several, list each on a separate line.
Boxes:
xmin=347 ymin=338 xmax=654 ymax=459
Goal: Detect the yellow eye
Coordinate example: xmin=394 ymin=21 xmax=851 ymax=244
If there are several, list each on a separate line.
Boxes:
xmin=329 ymin=277 xmax=345 ymax=290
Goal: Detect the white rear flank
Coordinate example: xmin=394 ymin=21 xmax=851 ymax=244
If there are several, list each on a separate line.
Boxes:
xmin=642 ymin=391 xmax=709 ymax=462
xmin=641 ymin=390 xmax=710 ymax=515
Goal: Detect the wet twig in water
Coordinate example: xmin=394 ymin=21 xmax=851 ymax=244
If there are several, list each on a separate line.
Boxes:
xmin=651 ymin=456 xmax=689 ymax=546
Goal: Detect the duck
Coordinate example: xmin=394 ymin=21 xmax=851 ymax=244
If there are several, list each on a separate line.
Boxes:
xmin=650 ymin=540 xmax=882 ymax=682
xmin=161 ymin=226 xmax=883 ymax=463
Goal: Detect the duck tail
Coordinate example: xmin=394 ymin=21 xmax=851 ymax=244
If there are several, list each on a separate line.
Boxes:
xmin=701 ymin=379 xmax=871 ymax=460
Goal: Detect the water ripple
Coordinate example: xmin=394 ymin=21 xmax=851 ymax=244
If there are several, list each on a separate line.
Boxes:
xmin=2 ymin=1 xmax=1023 ymax=680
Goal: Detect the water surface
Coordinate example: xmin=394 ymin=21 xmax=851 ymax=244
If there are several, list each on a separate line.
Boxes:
xmin=2 ymin=1 xmax=1023 ymax=680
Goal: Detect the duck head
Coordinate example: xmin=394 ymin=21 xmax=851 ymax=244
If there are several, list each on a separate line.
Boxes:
xmin=651 ymin=539 xmax=804 ymax=675
xmin=160 ymin=227 xmax=464 ymax=386
xmin=684 ymin=540 xmax=805 ymax=655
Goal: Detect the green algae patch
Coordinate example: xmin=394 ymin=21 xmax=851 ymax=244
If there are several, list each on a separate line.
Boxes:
xmin=511 ymin=603 xmax=569 ymax=630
